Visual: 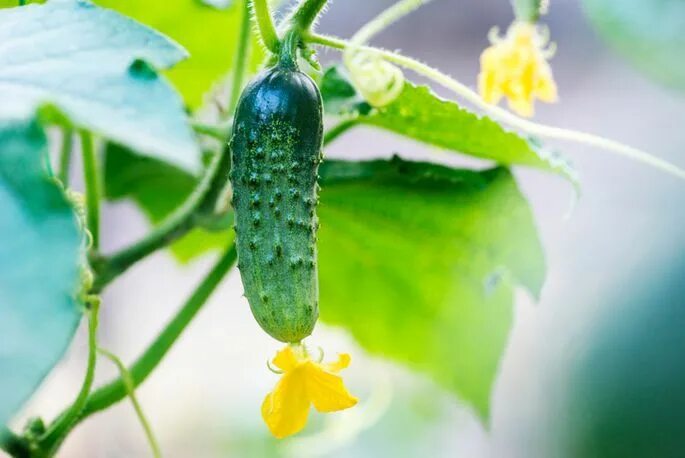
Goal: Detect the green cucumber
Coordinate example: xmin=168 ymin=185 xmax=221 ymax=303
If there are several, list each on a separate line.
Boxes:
xmin=229 ymin=52 xmax=323 ymax=343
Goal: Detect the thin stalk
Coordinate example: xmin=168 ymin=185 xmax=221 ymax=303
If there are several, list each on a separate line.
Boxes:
xmin=229 ymin=0 xmax=252 ymax=114
xmin=290 ymin=0 xmax=330 ymax=31
xmin=98 ymin=348 xmax=162 ymax=458
xmin=250 ymin=0 xmax=279 ymax=52
xmin=350 ymin=0 xmax=430 ymax=46
xmin=57 ymin=129 xmax=73 ymax=186
xmin=80 ymin=244 xmax=236 ymax=419
xmin=306 ymin=32 xmax=685 ymax=180
xmin=90 ymin=134 xmax=232 ymax=292
xmin=80 ymin=131 xmax=101 ymax=250
xmin=40 ymin=301 xmax=100 ymax=454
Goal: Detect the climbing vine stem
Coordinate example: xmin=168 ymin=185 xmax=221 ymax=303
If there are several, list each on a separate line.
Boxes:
xmin=305 ymin=32 xmax=685 ymax=180
xmin=80 ymin=131 xmax=101 ymax=250
xmin=350 ymin=0 xmax=430 ymax=46
xmin=250 ymin=0 xmax=279 ymax=52
xmin=64 ymin=245 xmax=236 ymax=429
xmin=57 ymin=128 xmax=73 ymax=186
xmin=290 ymin=0 xmax=330 ymax=31
xmin=39 ymin=299 xmax=100 ymax=454
xmin=229 ymin=0 xmax=252 ymax=114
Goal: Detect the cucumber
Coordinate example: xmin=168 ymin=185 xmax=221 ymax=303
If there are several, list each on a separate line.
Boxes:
xmin=229 ymin=54 xmax=323 ymax=343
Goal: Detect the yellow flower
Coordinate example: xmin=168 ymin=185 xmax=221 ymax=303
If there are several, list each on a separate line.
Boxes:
xmin=478 ymin=21 xmax=558 ymax=117
xmin=261 ymin=344 xmax=358 ymax=439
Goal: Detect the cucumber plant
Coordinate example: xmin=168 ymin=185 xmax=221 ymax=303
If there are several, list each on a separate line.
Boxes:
xmin=0 ymin=0 xmax=682 ymax=455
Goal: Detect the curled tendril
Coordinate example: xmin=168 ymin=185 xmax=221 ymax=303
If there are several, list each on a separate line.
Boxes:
xmin=344 ymin=50 xmax=405 ymax=108
xmin=267 ymin=358 xmax=284 ymax=374
xmin=487 ymin=26 xmax=502 ymax=45
xmin=65 ymin=189 xmax=94 ymax=248
xmin=313 ymin=346 xmax=324 ymax=363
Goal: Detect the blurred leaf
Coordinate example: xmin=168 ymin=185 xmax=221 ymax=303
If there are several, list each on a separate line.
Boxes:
xmin=321 ymin=67 xmax=576 ymax=183
xmin=583 ymin=0 xmax=685 ymax=90
xmin=104 ymin=147 xmax=544 ymax=418
xmin=0 ymin=0 xmax=200 ymax=171
xmin=104 ymin=144 xmax=231 ymax=262
xmin=95 ymin=0 xmax=264 ymax=108
xmin=0 ymin=119 xmax=82 ymax=425
xmin=317 ymin=158 xmax=545 ymax=419
xmin=560 ymin=254 xmax=685 ymax=457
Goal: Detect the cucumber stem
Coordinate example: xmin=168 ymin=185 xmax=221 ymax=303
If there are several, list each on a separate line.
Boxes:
xmin=229 ymin=0 xmax=252 ymax=113
xmin=290 ymin=0 xmax=330 ymax=31
xmin=279 ymin=30 xmax=300 ymax=70
xmin=250 ymin=0 xmax=279 ymax=53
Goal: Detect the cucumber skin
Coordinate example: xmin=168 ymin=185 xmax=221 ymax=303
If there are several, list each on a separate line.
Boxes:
xmin=229 ymin=64 xmax=323 ymax=343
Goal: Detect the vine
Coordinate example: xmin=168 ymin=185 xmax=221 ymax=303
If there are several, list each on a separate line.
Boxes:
xmin=305 ymin=32 xmax=685 ymax=180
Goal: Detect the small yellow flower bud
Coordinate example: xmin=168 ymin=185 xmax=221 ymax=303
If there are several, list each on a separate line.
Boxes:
xmin=478 ymin=21 xmax=558 ymax=117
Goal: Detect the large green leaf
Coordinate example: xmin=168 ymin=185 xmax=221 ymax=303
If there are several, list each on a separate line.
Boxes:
xmin=321 ymin=67 xmax=576 ymax=182
xmin=0 ymin=0 xmax=200 ymax=171
xmin=104 ymin=147 xmax=544 ymax=418
xmin=583 ymin=0 xmax=685 ymax=90
xmin=0 ymin=119 xmax=82 ymax=425
xmin=95 ymin=0 xmax=263 ymax=108
xmin=317 ymin=158 xmax=545 ymax=419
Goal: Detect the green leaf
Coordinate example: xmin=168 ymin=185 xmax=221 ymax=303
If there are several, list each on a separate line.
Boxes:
xmin=319 ymin=67 xmax=371 ymax=116
xmin=583 ymin=0 xmax=685 ymax=90
xmin=0 ymin=119 xmax=82 ymax=425
xmin=95 ymin=0 xmax=263 ymax=108
xmin=104 ymin=147 xmax=544 ymax=418
xmin=321 ymin=68 xmax=576 ymax=183
xmin=317 ymin=158 xmax=545 ymax=419
xmin=0 ymin=0 xmax=200 ymax=171
xmin=104 ymin=144 xmax=230 ymax=262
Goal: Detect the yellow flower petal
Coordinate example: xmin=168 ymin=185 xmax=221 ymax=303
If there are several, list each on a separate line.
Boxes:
xmin=507 ymin=94 xmax=535 ymax=117
xmin=325 ymin=353 xmax=352 ymax=373
xmin=535 ymin=69 xmax=558 ymax=102
xmin=477 ymin=20 xmax=558 ymax=117
xmin=261 ymin=370 xmax=310 ymax=439
xmin=304 ymin=362 xmax=358 ymax=413
xmin=272 ymin=345 xmax=299 ymax=372
xmin=262 ymin=345 xmax=358 ymax=439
